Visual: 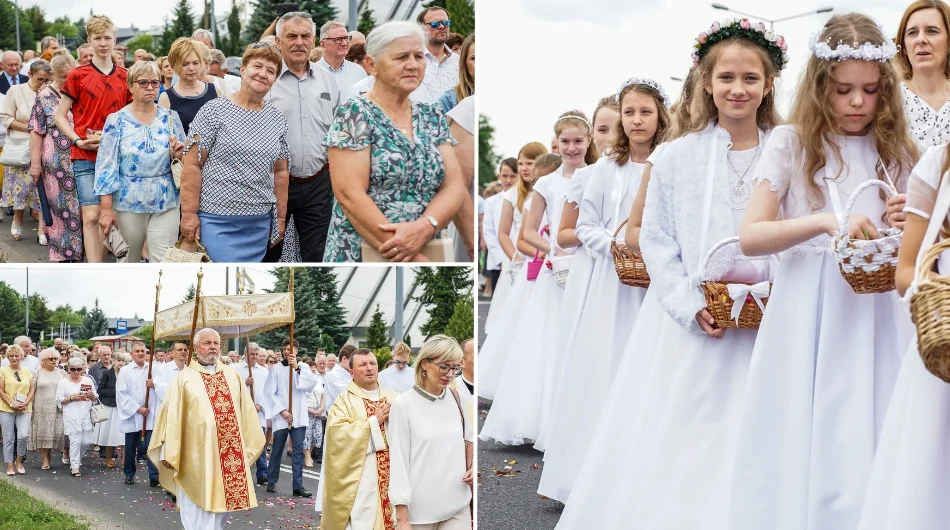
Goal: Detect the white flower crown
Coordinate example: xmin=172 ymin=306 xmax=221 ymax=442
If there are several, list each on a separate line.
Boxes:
xmin=808 ymin=31 xmax=898 ymax=62
xmin=616 ymin=78 xmax=671 ymax=107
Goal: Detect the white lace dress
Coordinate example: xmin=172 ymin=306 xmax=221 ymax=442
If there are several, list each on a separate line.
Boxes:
xmin=479 ymin=169 xmax=573 ymax=445
xmin=537 ymin=158 xmax=648 ymax=501
xmin=857 ymin=144 xmax=950 ymax=530
xmin=729 ymin=125 xmax=913 ymax=530
xmin=557 ymin=125 xmax=773 ymax=530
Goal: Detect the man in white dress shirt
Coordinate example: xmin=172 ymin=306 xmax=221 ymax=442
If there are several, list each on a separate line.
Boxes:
xmin=378 ymin=343 xmax=415 ymax=394
xmin=323 ymin=345 xmax=355 ymax=411
xmin=316 ymin=20 xmax=367 ymax=94
xmin=417 ymin=7 xmax=460 ymax=102
xmin=263 ymin=339 xmax=318 ymax=497
xmin=236 ymin=342 xmax=269 ymax=485
xmin=1 ymin=336 xmax=39 ymax=371
xmin=153 ymin=342 xmax=189 ymax=404
xmin=116 ymin=341 xmax=160 ymax=487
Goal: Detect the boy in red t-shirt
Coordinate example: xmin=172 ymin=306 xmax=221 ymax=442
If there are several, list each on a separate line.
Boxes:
xmin=54 ymin=15 xmax=131 ymax=263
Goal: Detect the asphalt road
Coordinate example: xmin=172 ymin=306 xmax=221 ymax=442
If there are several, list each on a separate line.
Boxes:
xmin=1 ymin=443 xmax=322 ymax=529
xmin=0 ymin=211 xmax=63 ymax=263
xmin=477 ymin=297 xmax=563 ymax=530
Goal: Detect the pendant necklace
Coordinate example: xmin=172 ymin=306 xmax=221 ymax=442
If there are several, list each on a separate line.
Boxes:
xmin=728 ymin=144 xmax=760 ymax=210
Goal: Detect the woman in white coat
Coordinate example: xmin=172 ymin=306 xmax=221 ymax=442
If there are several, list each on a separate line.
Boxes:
xmin=538 ymin=78 xmax=669 ymax=502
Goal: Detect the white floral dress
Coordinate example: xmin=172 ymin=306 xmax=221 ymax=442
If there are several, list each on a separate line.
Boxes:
xmin=902 ymin=82 xmax=950 ymax=153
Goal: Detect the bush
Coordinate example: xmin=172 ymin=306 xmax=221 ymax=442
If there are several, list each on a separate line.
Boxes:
xmin=374 ymin=346 xmax=392 ymax=368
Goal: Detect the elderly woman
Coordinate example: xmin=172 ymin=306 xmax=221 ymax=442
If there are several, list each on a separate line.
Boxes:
xmin=388 ymin=335 xmax=473 ymax=529
xmin=94 ymin=350 xmax=127 ymax=468
xmin=0 ymin=344 xmax=36 ymax=476
xmin=324 ymin=21 xmax=466 ymax=262
xmin=56 ymin=357 xmax=97 ymax=477
xmin=1 ymin=60 xmax=51 ymax=243
xmin=158 ymin=38 xmax=219 ymax=135
xmin=437 ymin=33 xmax=473 ymax=114
xmin=28 ymin=50 xmax=82 ymax=262
xmin=180 ymin=42 xmax=290 ymax=262
xmin=95 ymin=60 xmax=186 ymax=264
xmin=29 ymin=348 xmax=66 ymax=470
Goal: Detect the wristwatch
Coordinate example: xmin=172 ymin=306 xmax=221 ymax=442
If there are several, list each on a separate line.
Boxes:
xmin=72 ymin=137 xmax=81 ymax=147
xmin=422 ymin=214 xmax=439 ymax=233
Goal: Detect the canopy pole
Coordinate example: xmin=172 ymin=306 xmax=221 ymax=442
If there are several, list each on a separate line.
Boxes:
xmin=288 ymin=268 xmax=295 ymax=414
xmin=142 ymin=270 xmax=163 ymax=437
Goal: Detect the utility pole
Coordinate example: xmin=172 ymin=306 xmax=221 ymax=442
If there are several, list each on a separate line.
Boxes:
xmin=348 ymin=0 xmax=358 ymax=30
xmin=25 ymin=267 xmax=30 ymax=336
xmin=394 ymin=267 xmax=404 ymax=345
xmin=14 ymin=0 xmax=21 ymax=52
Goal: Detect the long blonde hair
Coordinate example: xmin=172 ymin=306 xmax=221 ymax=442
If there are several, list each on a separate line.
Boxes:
xmin=515 ymin=142 xmax=548 ymax=212
xmin=669 ymin=67 xmax=698 ymax=140
xmin=610 ymin=83 xmax=671 ymax=165
xmin=788 ymin=13 xmax=919 ymax=212
xmin=454 ymin=33 xmax=474 ymax=102
xmin=687 ymin=37 xmax=782 ymax=135
xmin=554 ymin=110 xmax=598 ymax=165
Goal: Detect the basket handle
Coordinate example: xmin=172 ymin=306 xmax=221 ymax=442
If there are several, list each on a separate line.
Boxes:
xmin=831 ymin=178 xmax=898 ymax=241
xmin=697 ymin=236 xmax=740 ymax=280
xmin=175 ymin=235 xmax=208 ymax=255
xmin=613 ymin=218 xmax=629 ymax=239
xmin=916 ymin=238 xmax=950 ymax=284
xmin=533 ymin=225 xmax=550 ymax=260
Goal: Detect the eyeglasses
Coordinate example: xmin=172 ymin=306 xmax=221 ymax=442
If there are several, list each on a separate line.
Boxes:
xmin=432 ymin=362 xmax=463 ymax=376
xmin=393 ymin=360 xmax=409 ymax=367
xmin=281 ymin=11 xmax=312 ymax=19
xmin=426 ymin=20 xmax=452 ymax=29
xmin=323 ymin=35 xmax=352 ymax=44
xmin=69 ymin=367 xmax=83 ymax=372
xmin=135 ymin=80 xmax=160 ymax=89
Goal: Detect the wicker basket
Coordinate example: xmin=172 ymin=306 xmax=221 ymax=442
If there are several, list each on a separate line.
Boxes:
xmin=526 ymin=226 xmax=550 ymax=282
xmin=698 ymin=237 xmax=771 ymax=329
xmin=910 ymin=238 xmax=950 ymax=383
xmin=831 ymin=179 xmax=901 ymax=294
xmin=552 ymin=255 xmax=571 ymax=288
xmin=164 ymin=237 xmax=212 ymax=263
xmin=610 ymin=219 xmax=651 ymax=288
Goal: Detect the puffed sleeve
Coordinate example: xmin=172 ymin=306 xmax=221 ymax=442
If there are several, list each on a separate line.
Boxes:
xmin=750 ymin=125 xmax=798 ymax=198
xmin=93 ymin=112 xmax=123 ymax=196
xmin=183 ymin=101 xmax=219 ymax=163
xmin=323 ymin=99 xmax=372 ymax=151
xmin=386 ymin=399 xmax=413 ymax=507
xmin=905 ymin=144 xmax=947 ymax=220
xmin=639 ymin=152 xmax=707 ymax=333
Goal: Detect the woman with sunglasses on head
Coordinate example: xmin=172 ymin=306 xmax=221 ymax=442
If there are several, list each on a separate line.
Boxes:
xmin=0 ymin=344 xmax=36 ymax=476
xmin=94 ymin=60 xmax=185 ymax=264
xmin=56 ymin=357 xmax=97 ymax=477
xmin=388 ymin=336 xmax=473 ymax=530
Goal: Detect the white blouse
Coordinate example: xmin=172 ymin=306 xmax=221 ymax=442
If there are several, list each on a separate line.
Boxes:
xmin=388 ymin=386 xmax=473 ymax=524
xmin=902 ymin=82 xmax=950 ymax=153
xmin=56 ymin=376 xmax=97 ymax=436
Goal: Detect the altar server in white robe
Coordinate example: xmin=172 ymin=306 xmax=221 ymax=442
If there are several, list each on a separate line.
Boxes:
xmin=235 ymin=343 xmax=270 ymax=484
xmin=116 ymin=341 xmax=160 ymax=486
xmin=377 ymin=343 xmax=415 ymax=395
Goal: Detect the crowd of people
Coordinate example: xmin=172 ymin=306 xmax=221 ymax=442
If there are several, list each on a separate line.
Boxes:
xmin=477 ymin=2 xmax=950 ymax=529
xmin=0 ymin=330 xmax=476 ymax=529
xmin=0 ymin=6 xmax=476 ymax=263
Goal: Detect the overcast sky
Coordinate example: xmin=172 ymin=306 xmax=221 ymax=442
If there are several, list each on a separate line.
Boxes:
xmin=480 ymin=0 xmax=908 ymax=158
xmin=24 ymin=0 xmax=419 ymax=31
xmin=0 ymin=265 xmax=277 ymax=320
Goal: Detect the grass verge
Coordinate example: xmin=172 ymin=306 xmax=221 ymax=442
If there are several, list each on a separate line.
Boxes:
xmin=0 ymin=478 xmax=90 ymax=530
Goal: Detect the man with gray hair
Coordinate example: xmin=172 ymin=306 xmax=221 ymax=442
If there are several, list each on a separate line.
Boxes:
xmin=148 ymin=328 xmax=265 ymax=529
xmin=116 ymin=341 xmax=159 ymax=486
xmin=347 ymin=30 xmax=366 ymax=47
xmin=264 ymin=12 xmax=340 ymax=263
xmin=1 ymin=336 xmax=38 ymax=371
xmin=236 ymin=340 xmax=269 ymax=484
xmin=0 ymin=50 xmax=27 ymax=95
xmin=316 ymin=20 xmax=366 ymax=93
xmin=191 ymin=28 xmax=214 ymax=49
xmin=87 ymin=345 xmax=114 ymax=386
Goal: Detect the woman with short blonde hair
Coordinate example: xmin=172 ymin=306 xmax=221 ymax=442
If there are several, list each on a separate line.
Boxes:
xmin=159 ymin=38 xmax=218 ymax=134
xmin=0 ymin=344 xmax=36 ymax=475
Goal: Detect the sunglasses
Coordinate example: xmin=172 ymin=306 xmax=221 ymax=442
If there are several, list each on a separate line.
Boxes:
xmin=250 ymin=41 xmax=281 ymax=52
xmin=427 ymin=20 xmax=452 ymax=29
xmin=69 ymin=367 xmax=83 ymax=372
xmin=13 ymin=371 xmax=20 ymax=382
xmin=324 ymin=35 xmax=352 ymax=44
xmin=135 ymin=79 xmax=160 ymax=89
xmin=281 ymin=11 xmax=312 ymax=19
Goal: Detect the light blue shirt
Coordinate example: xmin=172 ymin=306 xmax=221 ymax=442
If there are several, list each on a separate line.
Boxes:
xmin=94 ymin=106 xmax=185 ymax=213
xmin=316 ymin=57 xmax=367 ymax=94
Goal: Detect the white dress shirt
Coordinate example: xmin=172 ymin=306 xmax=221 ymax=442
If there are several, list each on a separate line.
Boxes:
xmin=342 ymin=75 xmax=434 ymax=105
xmin=316 ymin=57 xmax=367 ymax=94
xmin=263 ymin=361 xmax=318 ymax=431
xmin=323 ymin=364 xmax=352 ymax=410
xmin=482 ymin=192 xmax=507 ymax=271
xmin=153 ymin=360 xmax=186 ymax=404
xmin=115 ymin=361 xmax=159 ymax=433
xmin=378 ymin=365 xmax=415 ymax=395
xmin=235 ymin=361 xmax=270 ymax=427
xmin=421 ymin=45 xmax=459 ymax=103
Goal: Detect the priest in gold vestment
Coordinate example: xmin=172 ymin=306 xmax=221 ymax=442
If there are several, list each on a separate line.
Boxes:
xmin=320 ymin=348 xmax=399 ymax=530
xmin=147 ymin=328 xmax=265 ymax=530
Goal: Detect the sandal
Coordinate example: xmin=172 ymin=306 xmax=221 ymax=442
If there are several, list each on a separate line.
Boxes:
xmin=10 ymin=222 xmax=21 ymax=241
xmin=71 ymin=469 xmax=81 ymax=477
xmin=15 ymin=463 xmax=25 ymax=475
xmin=41 ymin=464 xmax=50 ymax=470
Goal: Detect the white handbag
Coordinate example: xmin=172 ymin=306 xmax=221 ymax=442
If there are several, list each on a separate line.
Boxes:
xmin=89 ymin=398 xmax=109 ymax=424
xmin=0 ymin=135 xmax=30 ymax=166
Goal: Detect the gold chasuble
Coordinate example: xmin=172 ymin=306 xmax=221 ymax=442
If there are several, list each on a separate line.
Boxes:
xmin=321 ymin=381 xmax=399 ymax=530
xmin=147 ymin=361 xmax=265 ymax=512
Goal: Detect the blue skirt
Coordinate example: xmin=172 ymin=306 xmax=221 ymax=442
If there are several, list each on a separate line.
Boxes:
xmin=198 ymin=211 xmax=270 ymax=262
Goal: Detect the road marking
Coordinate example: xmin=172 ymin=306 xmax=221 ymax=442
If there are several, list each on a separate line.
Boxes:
xmin=279 ymin=463 xmax=321 ymax=481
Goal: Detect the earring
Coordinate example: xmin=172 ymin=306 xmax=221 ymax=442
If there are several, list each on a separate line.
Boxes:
xmin=423 ymin=370 xmax=427 ymax=377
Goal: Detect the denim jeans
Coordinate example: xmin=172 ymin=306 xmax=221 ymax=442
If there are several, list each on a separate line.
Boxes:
xmin=253 ymin=427 xmax=267 ymax=479
xmin=124 ymin=430 xmax=158 ymax=480
xmin=267 ymin=426 xmax=306 ymax=490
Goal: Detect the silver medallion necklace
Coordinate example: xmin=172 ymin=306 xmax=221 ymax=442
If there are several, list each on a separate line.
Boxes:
xmin=728 ymin=144 xmax=760 ymax=210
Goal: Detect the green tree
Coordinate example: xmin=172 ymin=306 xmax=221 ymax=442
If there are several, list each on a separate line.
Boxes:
xmin=171 ymin=0 xmax=197 ymax=41
xmin=199 ymin=0 xmax=211 ymax=29
xmin=373 ymin=346 xmax=392 ymax=368
xmin=132 ymin=324 xmax=172 ymax=351
xmin=181 ymin=283 xmax=196 ymax=304
xmin=24 ymin=6 xmax=48 ymax=46
xmin=48 ymin=16 xmax=79 ymax=40
xmin=443 ymin=294 xmax=474 ymax=343
xmin=366 ymin=304 xmax=389 ymax=350
xmin=317 ymin=333 xmax=337 ymax=353
xmin=0 ymin=0 xmax=37 ymax=52
xmin=445 ymin=0 xmax=473 ymax=36
xmin=158 ymin=17 xmax=176 ymax=56
xmin=79 ymin=299 xmax=108 ymax=340
xmin=421 ymin=0 xmax=447 ymax=8
xmin=244 ymin=0 xmax=279 ymax=42
xmin=357 ymin=7 xmax=376 ymax=36
xmin=257 ymin=268 xmax=349 ymax=352
xmin=75 ymin=16 xmax=87 ymax=43
xmin=298 ymin=0 xmax=339 ymax=29
xmin=225 ymin=1 xmax=244 ymax=55
xmin=124 ymin=34 xmax=155 ymax=55
xmin=478 ymin=114 xmax=501 ymax=187
xmin=0 ymin=281 xmax=25 ymax=343
xmin=414 ymin=267 xmax=472 ymax=338
xmin=26 ymin=294 xmax=51 ymax=338
xmin=50 ymin=305 xmax=83 ymax=329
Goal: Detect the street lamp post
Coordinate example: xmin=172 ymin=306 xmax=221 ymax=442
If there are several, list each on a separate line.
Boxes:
xmin=711 ymin=4 xmax=834 ymax=30
xmin=14 ymin=0 xmax=21 ymax=52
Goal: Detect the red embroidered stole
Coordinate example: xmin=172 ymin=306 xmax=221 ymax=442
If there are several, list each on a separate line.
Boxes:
xmin=199 ymin=370 xmax=250 ymax=510
xmin=362 ymin=397 xmax=395 ymax=530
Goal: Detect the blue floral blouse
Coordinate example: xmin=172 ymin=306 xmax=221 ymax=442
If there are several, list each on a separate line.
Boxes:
xmin=322 ymin=96 xmax=457 ymax=262
xmin=94 ymin=106 xmax=185 ymax=213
